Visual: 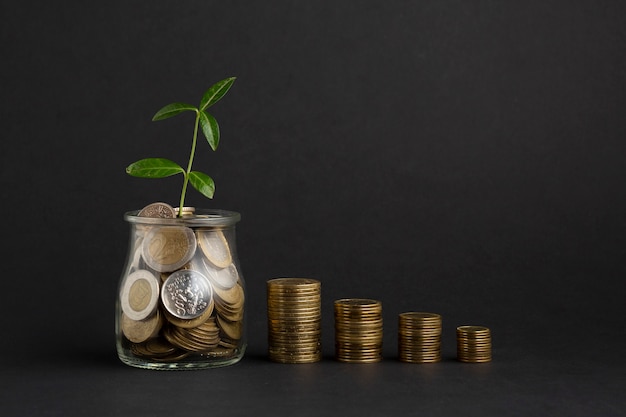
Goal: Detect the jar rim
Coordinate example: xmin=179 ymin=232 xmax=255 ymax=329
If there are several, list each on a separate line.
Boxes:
xmin=124 ymin=208 xmax=240 ymax=227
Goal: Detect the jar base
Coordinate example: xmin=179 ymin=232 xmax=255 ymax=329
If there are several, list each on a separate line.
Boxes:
xmin=117 ymin=345 xmax=246 ymax=370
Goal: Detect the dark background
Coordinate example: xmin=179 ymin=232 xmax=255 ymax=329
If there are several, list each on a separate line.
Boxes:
xmin=1 ymin=1 xmax=625 ymax=416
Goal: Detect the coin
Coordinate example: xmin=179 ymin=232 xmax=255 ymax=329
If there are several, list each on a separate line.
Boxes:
xmin=204 ymin=260 xmax=239 ymax=290
xmin=456 ymin=325 xmax=492 ymax=363
xmin=145 ymin=338 xmax=178 ymax=356
xmin=334 ymin=298 xmax=383 ymax=363
xmin=143 ymin=226 xmax=197 ymax=272
xmin=197 ymin=229 xmax=232 ymax=268
xmin=216 ymin=315 xmax=243 ymax=340
xmin=138 ymin=202 xmax=176 ymax=218
xmin=121 ymin=310 xmax=163 ymax=343
xmin=267 ymin=278 xmax=322 ymax=364
xmin=174 ymin=206 xmax=196 ymax=217
xmin=164 ymin=321 xmax=221 ymax=352
xmin=269 ymin=351 xmax=322 ymax=364
xmin=120 ymin=269 xmax=160 ymax=321
xmin=335 ymin=298 xmax=382 ymax=309
xmin=161 ymin=269 xmax=213 ymax=320
xmin=267 ymin=277 xmax=320 ymax=286
xmin=202 ymin=346 xmax=237 ymax=358
xmin=163 ymin=297 xmax=215 ymax=329
xmin=398 ymin=311 xmax=442 ymax=364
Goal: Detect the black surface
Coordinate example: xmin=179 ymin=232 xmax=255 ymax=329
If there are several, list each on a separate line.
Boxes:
xmin=1 ymin=1 xmax=625 ymax=416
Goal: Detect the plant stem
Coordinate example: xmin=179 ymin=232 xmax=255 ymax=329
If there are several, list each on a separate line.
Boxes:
xmin=178 ymin=110 xmax=200 ymax=216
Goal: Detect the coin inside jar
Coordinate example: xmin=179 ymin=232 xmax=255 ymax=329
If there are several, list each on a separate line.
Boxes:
xmin=142 ymin=226 xmax=197 ymax=272
xmin=120 ymin=269 xmax=160 ymax=321
xmin=138 ymin=202 xmax=176 ymax=218
xmin=204 ymin=260 xmax=239 ymax=290
xmin=161 ymin=269 xmax=213 ymax=320
xmin=121 ymin=310 xmax=163 ymax=343
xmin=197 ymin=229 xmax=232 ymax=268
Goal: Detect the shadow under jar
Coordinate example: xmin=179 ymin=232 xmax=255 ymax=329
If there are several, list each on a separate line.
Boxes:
xmin=116 ymin=208 xmax=246 ymax=370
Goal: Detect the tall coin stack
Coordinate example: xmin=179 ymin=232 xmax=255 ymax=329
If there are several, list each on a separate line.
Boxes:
xmin=398 ymin=312 xmax=442 ymax=363
xmin=334 ymin=299 xmax=383 ymax=363
xmin=267 ymin=278 xmax=322 ymax=363
xmin=456 ymin=325 xmax=492 ymax=363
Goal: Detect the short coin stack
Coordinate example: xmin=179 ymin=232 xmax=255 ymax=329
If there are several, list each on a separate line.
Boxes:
xmin=456 ymin=325 xmax=492 ymax=363
xmin=398 ymin=312 xmax=442 ymax=363
xmin=267 ymin=278 xmax=322 ymax=363
xmin=334 ymin=299 xmax=383 ymax=363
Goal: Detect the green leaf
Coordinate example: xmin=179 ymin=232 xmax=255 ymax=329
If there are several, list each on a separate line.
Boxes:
xmin=199 ymin=77 xmax=236 ymax=111
xmin=126 ymin=158 xmax=185 ymax=178
xmin=152 ymin=102 xmax=197 ymax=121
xmin=188 ymin=171 xmax=215 ymax=199
xmin=199 ymin=111 xmax=220 ymax=151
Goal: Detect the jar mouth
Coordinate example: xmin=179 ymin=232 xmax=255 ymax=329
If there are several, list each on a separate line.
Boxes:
xmin=124 ymin=208 xmax=240 ymax=227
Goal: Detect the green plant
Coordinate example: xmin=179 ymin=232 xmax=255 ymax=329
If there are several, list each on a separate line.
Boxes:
xmin=126 ymin=77 xmax=236 ymax=216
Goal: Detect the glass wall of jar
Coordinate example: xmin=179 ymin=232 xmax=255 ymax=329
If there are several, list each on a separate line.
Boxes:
xmin=116 ymin=208 xmax=246 ymax=370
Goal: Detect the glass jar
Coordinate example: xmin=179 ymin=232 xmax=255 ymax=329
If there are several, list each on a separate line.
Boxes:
xmin=115 ymin=208 xmax=246 ymax=370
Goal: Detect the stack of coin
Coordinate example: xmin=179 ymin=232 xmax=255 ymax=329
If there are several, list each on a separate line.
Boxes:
xmin=398 ymin=312 xmax=442 ymax=363
xmin=267 ymin=278 xmax=322 ymax=363
xmin=456 ymin=325 xmax=492 ymax=363
xmin=334 ymin=299 xmax=383 ymax=363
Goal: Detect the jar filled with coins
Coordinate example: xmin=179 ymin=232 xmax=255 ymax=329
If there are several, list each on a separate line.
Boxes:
xmin=115 ymin=204 xmax=246 ymax=369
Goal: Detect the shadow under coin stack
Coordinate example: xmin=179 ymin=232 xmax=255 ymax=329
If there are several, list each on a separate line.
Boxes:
xmin=334 ymin=299 xmax=383 ymax=363
xmin=456 ymin=326 xmax=492 ymax=363
xmin=398 ymin=312 xmax=442 ymax=363
xmin=267 ymin=278 xmax=322 ymax=363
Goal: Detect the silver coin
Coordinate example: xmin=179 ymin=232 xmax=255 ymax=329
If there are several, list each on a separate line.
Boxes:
xmin=203 ymin=258 xmax=239 ymax=290
xmin=142 ymin=226 xmax=197 ymax=272
xmin=161 ymin=269 xmax=213 ymax=320
xmin=138 ymin=202 xmax=176 ymax=218
xmin=120 ymin=269 xmax=160 ymax=321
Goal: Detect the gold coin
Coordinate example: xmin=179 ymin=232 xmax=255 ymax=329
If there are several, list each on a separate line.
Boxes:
xmin=143 ymin=226 xmax=197 ymax=272
xmin=269 ymin=352 xmax=322 ymax=364
xmin=218 ymin=338 xmax=239 ymax=349
xmin=165 ymin=326 xmax=220 ymax=352
xmin=400 ymin=356 xmax=441 ymax=364
xmin=129 ymin=279 xmax=153 ymax=312
xmin=457 ymin=325 xmax=491 ymax=335
xmin=213 ymin=282 xmax=245 ymax=306
xmin=201 ymin=346 xmax=237 ymax=358
xmin=267 ymin=295 xmax=321 ymax=303
xmin=163 ymin=298 xmax=215 ymax=329
xmin=269 ymin=331 xmax=321 ymax=339
xmin=399 ymin=312 xmax=441 ymax=322
xmin=145 ymin=337 xmax=178 ymax=356
xmin=216 ymin=315 xmax=243 ymax=340
xmin=336 ymin=355 xmax=382 ymax=363
xmin=269 ymin=325 xmax=321 ymax=334
xmin=267 ymin=277 xmax=321 ymax=288
xmin=334 ymin=298 xmax=381 ymax=307
xmin=121 ymin=310 xmax=163 ymax=343
xmin=457 ymin=340 xmax=492 ymax=346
